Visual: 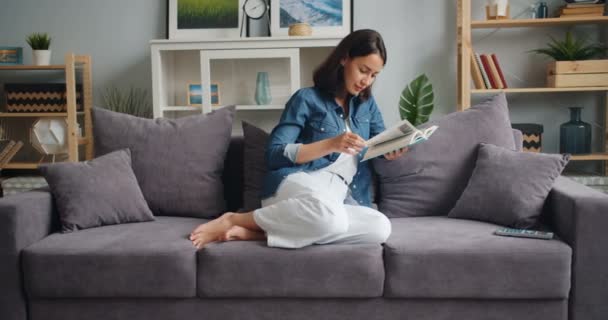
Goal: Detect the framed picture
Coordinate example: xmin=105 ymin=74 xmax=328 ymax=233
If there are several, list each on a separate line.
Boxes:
xmin=0 ymin=47 xmax=23 ymax=65
xmin=168 ymin=0 xmax=244 ymax=40
xmin=187 ymin=83 xmax=220 ymax=106
xmin=270 ymin=0 xmax=352 ymax=37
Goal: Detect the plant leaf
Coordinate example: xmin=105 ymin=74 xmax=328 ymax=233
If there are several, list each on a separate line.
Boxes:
xmin=399 ymin=74 xmax=434 ymax=126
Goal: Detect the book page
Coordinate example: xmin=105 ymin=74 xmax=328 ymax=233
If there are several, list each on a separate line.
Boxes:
xmin=361 ymin=125 xmax=438 ymax=162
xmin=365 ymin=118 xmax=418 ymax=147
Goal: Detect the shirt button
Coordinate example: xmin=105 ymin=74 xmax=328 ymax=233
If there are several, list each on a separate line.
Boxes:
xmin=353 ymin=185 xmax=357 ymax=189
xmin=321 ymin=127 xmax=325 ymax=132
xmin=339 ymin=114 xmax=343 ymax=118
xmin=343 ymin=129 xmax=346 ymax=132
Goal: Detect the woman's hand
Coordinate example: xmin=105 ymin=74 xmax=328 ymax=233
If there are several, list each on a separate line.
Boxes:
xmin=384 ymin=147 xmax=408 ymax=160
xmin=331 ymin=132 xmax=366 ymax=155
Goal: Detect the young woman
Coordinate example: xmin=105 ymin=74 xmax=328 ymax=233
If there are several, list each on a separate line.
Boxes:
xmin=190 ymin=29 xmax=407 ymax=249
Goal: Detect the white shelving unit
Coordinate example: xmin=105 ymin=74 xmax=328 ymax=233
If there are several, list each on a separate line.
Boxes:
xmin=150 ymin=36 xmax=341 ymax=132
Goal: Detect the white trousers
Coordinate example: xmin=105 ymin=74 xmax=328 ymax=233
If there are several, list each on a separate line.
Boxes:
xmin=253 ymin=171 xmax=392 ymax=249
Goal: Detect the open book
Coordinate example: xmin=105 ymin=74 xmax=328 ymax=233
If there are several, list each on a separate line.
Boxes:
xmin=360 ymin=119 xmax=438 ymax=161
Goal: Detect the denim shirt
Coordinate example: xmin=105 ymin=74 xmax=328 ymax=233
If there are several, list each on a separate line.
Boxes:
xmin=262 ymin=87 xmax=386 ymax=207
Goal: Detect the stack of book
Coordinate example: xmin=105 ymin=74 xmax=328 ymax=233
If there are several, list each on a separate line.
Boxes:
xmin=470 ymin=51 xmax=508 ymax=90
xmin=559 ymin=2 xmax=605 ymax=17
xmin=0 ymin=140 xmax=24 ymax=167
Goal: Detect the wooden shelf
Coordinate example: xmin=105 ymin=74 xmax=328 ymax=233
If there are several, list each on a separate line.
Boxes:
xmin=0 ymin=65 xmax=66 ymax=71
xmin=0 ymin=112 xmax=68 ymax=118
xmin=570 ymin=153 xmax=608 ymax=161
xmin=163 ymin=105 xmax=284 ymax=112
xmin=218 ymin=105 xmax=285 ymax=111
xmin=471 ymin=16 xmax=608 ymax=29
xmin=2 ymin=162 xmax=40 ymax=169
xmin=472 ymin=87 xmax=608 ymax=94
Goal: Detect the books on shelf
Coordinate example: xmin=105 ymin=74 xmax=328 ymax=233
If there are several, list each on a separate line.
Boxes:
xmin=470 ymin=50 xmax=508 ymax=90
xmin=0 ymin=140 xmax=24 ymax=166
xmin=559 ymin=3 xmax=605 ymax=17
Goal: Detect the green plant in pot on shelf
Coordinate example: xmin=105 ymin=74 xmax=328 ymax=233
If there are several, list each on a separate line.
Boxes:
xmin=101 ymin=86 xmax=153 ymax=119
xmin=26 ymin=32 xmax=52 ymax=66
xmin=399 ymin=74 xmax=434 ymax=126
xmin=530 ymin=31 xmax=608 ymax=88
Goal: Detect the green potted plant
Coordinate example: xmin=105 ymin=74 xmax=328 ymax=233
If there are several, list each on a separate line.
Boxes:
xmin=530 ymin=31 xmax=608 ymax=87
xmin=101 ymin=86 xmax=153 ymax=118
xmin=26 ymin=32 xmax=52 ymax=66
xmin=399 ymin=74 xmax=434 ymax=125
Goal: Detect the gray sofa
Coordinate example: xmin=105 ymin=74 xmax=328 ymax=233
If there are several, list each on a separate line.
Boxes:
xmin=1 ymin=136 xmax=607 ymax=320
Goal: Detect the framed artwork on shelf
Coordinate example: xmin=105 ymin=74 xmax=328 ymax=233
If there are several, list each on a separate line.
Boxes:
xmin=168 ymin=0 xmax=244 ymax=40
xmin=0 ymin=47 xmax=23 ymax=65
xmin=187 ymin=82 xmax=220 ymax=106
xmin=270 ymin=0 xmax=352 ymax=37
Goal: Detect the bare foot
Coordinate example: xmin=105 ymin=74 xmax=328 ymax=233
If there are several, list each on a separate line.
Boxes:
xmin=218 ymin=225 xmax=266 ymax=242
xmin=189 ymin=212 xmax=235 ymax=249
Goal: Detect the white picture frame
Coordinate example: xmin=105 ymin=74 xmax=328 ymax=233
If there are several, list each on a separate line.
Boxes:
xmin=168 ymin=0 xmax=244 ymax=40
xmin=270 ymin=0 xmax=352 ymax=37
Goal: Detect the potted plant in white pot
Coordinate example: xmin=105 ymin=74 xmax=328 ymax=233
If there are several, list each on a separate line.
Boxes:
xmin=26 ymin=32 xmax=52 ymax=66
xmin=530 ymin=31 xmax=608 ymax=88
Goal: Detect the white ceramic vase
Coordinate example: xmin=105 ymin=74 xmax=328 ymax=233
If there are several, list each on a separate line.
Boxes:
xmin=32 ymin=50 xmax=51 ymax=66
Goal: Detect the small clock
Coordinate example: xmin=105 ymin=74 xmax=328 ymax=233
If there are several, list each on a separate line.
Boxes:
xmin=244 ymin=0 xmax=268 ymax=20
xmin=240 ymin=0 xmax=270 ymax=37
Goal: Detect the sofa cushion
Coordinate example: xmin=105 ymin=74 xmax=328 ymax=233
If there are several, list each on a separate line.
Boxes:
xmin=39 ymin=149 xmax=154 ymax=233
xmin=22 ymin=217 xmax=201 ymax=298
xmin=384 ymin=217 xmax=571 ymax=299
xmin=197 ymin=241 xmax=384 ymax=298
xmin=373 ymin=93 xmax=516 ymax=218
xmin=448 ymin=143 xmax=570 ymax=228
xmin=242 ymin=121 xmax=269 ymax=211
xmin=93 ymin=106 xmax=235 ymax=218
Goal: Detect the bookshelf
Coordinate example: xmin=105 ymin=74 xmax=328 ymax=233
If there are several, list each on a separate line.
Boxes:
xmin=457 ymin=0 xmax=608 ymax=172
xmin=0 ymin=53 xmax=94 ymax=169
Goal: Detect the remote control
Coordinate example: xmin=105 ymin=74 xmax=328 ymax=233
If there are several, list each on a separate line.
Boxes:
xmin=493 ymin=228 xmax=554 ymax=240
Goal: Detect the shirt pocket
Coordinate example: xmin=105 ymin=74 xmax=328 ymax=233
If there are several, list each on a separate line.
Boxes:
xmin=353 ymin=112 xmax=371 ymax=140
xmin=308 ymin=118 xmax=340 ymax=141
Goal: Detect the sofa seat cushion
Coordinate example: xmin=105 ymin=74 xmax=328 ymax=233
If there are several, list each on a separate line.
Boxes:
xmin=384 ymin=217 xmax=572 ymax=299
xmin=23 ymin=217 xmax=200 ymax=298
xmin=197 ymin=241 xmax=385 ymax=298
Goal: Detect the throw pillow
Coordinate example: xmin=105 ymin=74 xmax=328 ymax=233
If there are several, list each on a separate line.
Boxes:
xmin=242 ymin=121 xmax=269 ymax=211
xmin=373 ymin=93 xmax=516 ymax=218
xmin=40 ymin=149 xmax=154 ymax=233
xmin=448 ymin=143 xmax=570 ymax=228
xmin=93 ymin=106 xmax=235 ymax=218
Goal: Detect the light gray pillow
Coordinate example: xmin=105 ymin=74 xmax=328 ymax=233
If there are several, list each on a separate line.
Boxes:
xmin=448 ymin=143 xmax=570 ymax=228
xmin=93 ymin=106 xmax=235 ymax=218
xmin=242 ymin=121 xmax=269 ymax=211
xmin=40 ymin=149 xmax=154 ymax=233
xmin=373 ymin=93 xmax=516 ymax=218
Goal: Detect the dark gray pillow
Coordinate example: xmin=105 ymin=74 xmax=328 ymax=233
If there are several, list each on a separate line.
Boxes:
xmin=40 ymin=149 xmax=154 ymax=233
xmin=242 ymin=121 xmax=269 ymax=211
xmin=448 ymin=143 xmax=570 ymax=228
xmin=373 ymin=93 xmax=516 ymax=218
xmin=93 ymin=106 xmax=235 ymax=218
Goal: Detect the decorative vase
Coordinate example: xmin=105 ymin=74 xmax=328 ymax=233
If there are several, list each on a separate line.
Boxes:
xmin=255 ymin=71 xmax=271 ymax=105
xmin=32 ymin=50 xmax=51 ymax=66
xmin=560 ymin=107 xmax=591 ymax=154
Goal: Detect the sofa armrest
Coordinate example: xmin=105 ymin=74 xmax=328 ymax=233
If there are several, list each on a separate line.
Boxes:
xmin=547 ymin=176 xmax=608 ymax=320
xmin=0 ymin=189 xmax=55 ymax=320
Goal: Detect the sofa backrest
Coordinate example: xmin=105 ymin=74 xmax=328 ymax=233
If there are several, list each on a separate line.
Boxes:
xmin=222 ymin=137 xmax=244 ymax=211
xmin=222 ymin=130 xmax=523 ymax=212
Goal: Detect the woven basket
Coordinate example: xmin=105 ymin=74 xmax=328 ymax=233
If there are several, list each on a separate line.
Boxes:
xmin=288 ymin=23 xmax=312 ymax=36
xmin=512 ymin=123 xmax=543 ymax=153
xmin=4 ymin=83 xmax=83 ymax=112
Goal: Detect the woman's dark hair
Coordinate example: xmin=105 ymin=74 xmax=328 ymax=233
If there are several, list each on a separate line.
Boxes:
xmin=313 ymin=29 xmax=387 ymax=101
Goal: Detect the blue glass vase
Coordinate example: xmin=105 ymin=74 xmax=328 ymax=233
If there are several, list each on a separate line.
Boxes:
xmin=560 ymin=107 xmax=591 ymax=154
xmin=255 ymin=71 xmax=272 ymax=105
